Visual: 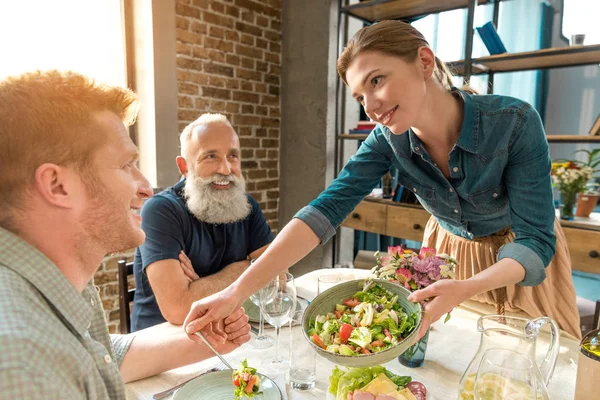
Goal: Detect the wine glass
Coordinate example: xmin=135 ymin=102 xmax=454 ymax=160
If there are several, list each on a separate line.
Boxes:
xmin=247 ymin=286 xmax=275 ymax=349
xmin=259 ymin=272 xmax=296 ymax=373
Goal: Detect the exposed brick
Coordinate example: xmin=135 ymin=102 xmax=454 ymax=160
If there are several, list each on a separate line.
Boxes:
xmin=256 ymin=15 xmax=268 ymax=28
xmin=268 ymin=85 xmax=279 ymax=96
xmin=241 ymin=150 xmax=255 ymax=159
xmin=224 ymin=5 xmax=240 ymax=18
xmin=176 ymin=3 xmax=200 ymax=19
xmin=256 ymin=106 xmax=268 ymax=116
xmin=241 ymin=10 xmax=254 ymax=23
xmin=261 ymin=160 xmax=277 ymax=169
xmin=264 ymin=30 xmax=280 ymax=42
xmin=209 ymin=26 xmax=225 ymax=38
xmin=178 ymin=82 xmax=199 ymax=95
xmin=241 ymin=33 xmax=254 ymax=46
xmin=265 ymin=51 xmax=279 ymax=64
xmin=267 ymin=200 xmax=278 ymax=209
xmin=204 ymin=62 xmax=234 ymax=77
xmin=269 ymin=42 xmax=281 ymax=53
xmin=210 ymin=1 xmax=225 ymax=13
xmin=195 ymin=98 xmax=210 ymax=110
xmin=209 ymin=100 xmax=227 ymax=112
xmin=267 ymin=149 xmax=278 ymax=158
xmin=193 ymin=0 xmax=209 ymax=7
xmin=241 ymin=81 xmax=253 ymax=91
xmin=94 ymin=271 xmax=117 ymax=285
xmin=178 ymin=70 xmax=209 ymax=85
xmin=236 ymin=21 xmax=262 ymax=37
xmin=179 ymin=96 xmax=194 ymax=108
xmin=260 ymin=118 xmax=279 ymax=128
xmin=226 ymin=54 xmax=240 ymax=66
xmin=204 ymin=37 xmax=234 ymax=53
xmin=268 ymin=129 xmax=279 ymax=138
xmin=103 ymin=283 xmax=119 ymax=297
xmin=234 ymin=115 xmax=261 ymax=126
xmin=261 ymin=95 xmax=279 ymax=107
xmin=261 ymin=139 xmax=278 ymax=148
xmin=177 ymin=57 xmax=203 ymax=71
xmin=271 ymin=19 xmax=281 ymax=30
xmin=266 ymin=190 xmax=279 ymax=199
xmin=268 ymin=64 xmax=281 ymax=74
xmin=249 ymin=170 xmax=267 ymax=179
xmin=269 ymin=107 xmax=280 ymax=118
xmin=209 ymin=75 xmax=227 ymax=88
xmin=256 ymin=61 xmax=268 ymax=72
xmin=226 ymin=102 xmax=240 ymax=113
xmin=240 ymin=138 xmax=260 ymax=148
xmin=241 ymin=58 xmax=255 ymax=69
xmin=265 ymin=74 xmax=279 ymax=85
xmin=238 ymin=127 xmax=253 ymax=135
xmin=255 ymin=148 xmax=266 ymax=157
xmin=236 ymin=44 xmax=263 ymax=59
xmin=202 ymin=86 xmax=231 ymax=100
xmin=177 ymin=42 xmax=192 ymax=56
xmin=102 ymin=298 xmax=115 ymax=311
xmin=177 ymin=29 xmax=202 ymax=45
xmin=225 ymin=30 xmax=239 ymax=41
xmin=256 ymin=38 xmax=268 ymax=49
xmin=241 ymin=104 xmax=254 ymax=114
xmin=176 ymin=16 xmax=190 ymax=30
xmin=225 ymin=78 xmax=239 ymax=89
xmin=232 ymin=91 xmax=259 ymax=103
xmin=177 ymin=0 xmax=191 ymax=4
xmin=246 ymin=181 xmax=256 ymax=191
xmin=256 ymin=180 xmax=278 ymax=190
xmin=179 ymin=109 xmax=201 ymax=121
xmin=203 ymin=11 xmax=234 ymax=28
xmin=237 ymin=68 xmax=261 ymax=81
xmin=195 ymin=47 xmax=225 ymax=63
xmin=263 ymin=211 xmax=277 ymax=221
xmin=191 ymin=21 xmax=208 ymax=34
xmin=255 ymin=83 xmax=267 ymax=93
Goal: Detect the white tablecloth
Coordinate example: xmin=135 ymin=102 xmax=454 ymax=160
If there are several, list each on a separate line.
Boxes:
xmin=125 ymin=268 xmax=580 ymax=400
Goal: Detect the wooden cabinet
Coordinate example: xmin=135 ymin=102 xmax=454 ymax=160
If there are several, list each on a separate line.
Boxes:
xmin=342 ymin=199 xmax=600 ymax=275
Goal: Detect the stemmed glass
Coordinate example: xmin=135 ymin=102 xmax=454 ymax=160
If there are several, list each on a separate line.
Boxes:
xmin=247 ymin=286 xmax=275 ymax=349
xmin=259 ymin=272 xmax=296 ymax=373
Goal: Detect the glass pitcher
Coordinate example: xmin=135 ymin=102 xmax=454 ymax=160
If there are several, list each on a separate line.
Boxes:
xmin=473 ymin=348 xmax=549 ymax=400
xmin=458 ymin=315 xmax=559 ymax=400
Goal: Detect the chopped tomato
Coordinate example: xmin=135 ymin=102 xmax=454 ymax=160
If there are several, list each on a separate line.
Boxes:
xmin=343 ymin=298 xmax=360 ymax=307
xmin=339 ymin=323 xmax=353 ymax=343
xmin=233 ymin=375 xmax=240 ymax=387
xmin=371 ymin=340 xmax=384 ymax=347
xmin=334 ymin=310 xmax=343 ymax=319
xmin=356 ymin=321 xmax=361 ymax=327
xmin=245 ymin=375 xmax=256 ymax=394
xmin=359 ymin=347 xmax=371 ymax=354
xmin=312 ymin=333 xmax=327 ymax=350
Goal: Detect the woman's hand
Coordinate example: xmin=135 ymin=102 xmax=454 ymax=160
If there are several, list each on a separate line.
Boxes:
xmin=204 ymin=307 xmax=251 ymax=354
xmin=183 ymin=287 xmax=243 ymax=342
xmin=407 ymin=279 xmax=473 ymax=342
xmin=179 ymin=250 xmax=200 ymax=282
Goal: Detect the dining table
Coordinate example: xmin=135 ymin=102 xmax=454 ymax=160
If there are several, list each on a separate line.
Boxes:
xmin=125 ymin=268 xmax=581 ymax=399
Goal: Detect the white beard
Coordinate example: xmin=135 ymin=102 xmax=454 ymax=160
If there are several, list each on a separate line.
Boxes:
xmin=183 ymin=171 xmax=251 ymax=224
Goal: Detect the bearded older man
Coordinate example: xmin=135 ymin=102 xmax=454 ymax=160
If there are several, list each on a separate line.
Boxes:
xmin=131 ymin=113 xmax=273 ymax=331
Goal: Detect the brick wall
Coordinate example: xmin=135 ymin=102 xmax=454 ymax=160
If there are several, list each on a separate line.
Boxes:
xmin=96 ymin=0 xmax=282 ymax=333
xmin=176 ymin=0 xmax=282 ymax=228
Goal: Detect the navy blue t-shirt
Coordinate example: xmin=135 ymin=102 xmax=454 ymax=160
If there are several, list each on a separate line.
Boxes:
xmin=131 ymin=179 xmax=274 ymax=331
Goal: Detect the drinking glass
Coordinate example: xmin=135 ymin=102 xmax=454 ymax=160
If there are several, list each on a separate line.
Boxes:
xmin=317 ymin=274 xmax=346 ymax=295
xmin=259 ymin=272 xmax=296 ymax=373
xmin=247 ymin=288 xmax=274 ymax=349
xmin=288 ymin=309 xmax=316 ymax=390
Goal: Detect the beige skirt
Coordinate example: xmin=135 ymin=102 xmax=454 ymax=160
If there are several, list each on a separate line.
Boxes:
xmin=422 ymin=217 xmax=581 ymax=339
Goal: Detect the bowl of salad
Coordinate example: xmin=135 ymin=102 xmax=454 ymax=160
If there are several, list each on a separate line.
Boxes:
xmin=303 ymin=279 xmax=422 ymax=367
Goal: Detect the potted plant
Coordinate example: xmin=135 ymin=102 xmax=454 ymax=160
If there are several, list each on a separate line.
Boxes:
xmin=574 ymin=149 xmax=600 ymax=218
xmin=551 ymin=160 xmax=593 ymax=220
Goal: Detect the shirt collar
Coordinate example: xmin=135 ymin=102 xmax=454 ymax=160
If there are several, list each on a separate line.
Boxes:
xmin=452 ymin=87 xmax=479 ymax=154
xmin=0 ymin=227 xmax=93 ymax=336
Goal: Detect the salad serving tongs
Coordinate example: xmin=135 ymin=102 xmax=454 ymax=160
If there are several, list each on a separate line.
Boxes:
xmin=194 ymin=330 xmax=234 ymax=370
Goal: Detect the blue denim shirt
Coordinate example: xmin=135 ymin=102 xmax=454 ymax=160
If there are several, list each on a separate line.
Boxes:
xmin=295 ymin=89 xmax=556 ymax=286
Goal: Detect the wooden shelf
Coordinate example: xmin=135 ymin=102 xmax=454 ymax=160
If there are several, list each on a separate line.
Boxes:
xmin=341 ymin=0 xmax=490 ymax=23
xmin=546 ymin=135 xmax=600 ymax=143
xmin=448 ymin=44 xmax=600 ymax=75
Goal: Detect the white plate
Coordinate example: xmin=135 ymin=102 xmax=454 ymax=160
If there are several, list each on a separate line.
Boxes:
xmin=173 ymin=370 xmax=282 ymax=399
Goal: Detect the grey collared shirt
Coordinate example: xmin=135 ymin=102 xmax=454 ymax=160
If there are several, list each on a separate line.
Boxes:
xmin=0 ymin=227 xmax=133 ymax=399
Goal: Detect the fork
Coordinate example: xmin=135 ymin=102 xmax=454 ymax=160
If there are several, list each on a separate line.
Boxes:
xmin=152 ymin=360 xmax=228 ymax=399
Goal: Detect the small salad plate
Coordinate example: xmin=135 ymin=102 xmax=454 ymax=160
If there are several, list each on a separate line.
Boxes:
xmin=173 ymin=370 xmax=282 ymax=400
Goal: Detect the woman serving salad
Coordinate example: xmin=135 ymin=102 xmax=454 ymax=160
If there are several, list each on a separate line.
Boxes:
xmin=308 ymin=284 xmax=418 ymax=356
